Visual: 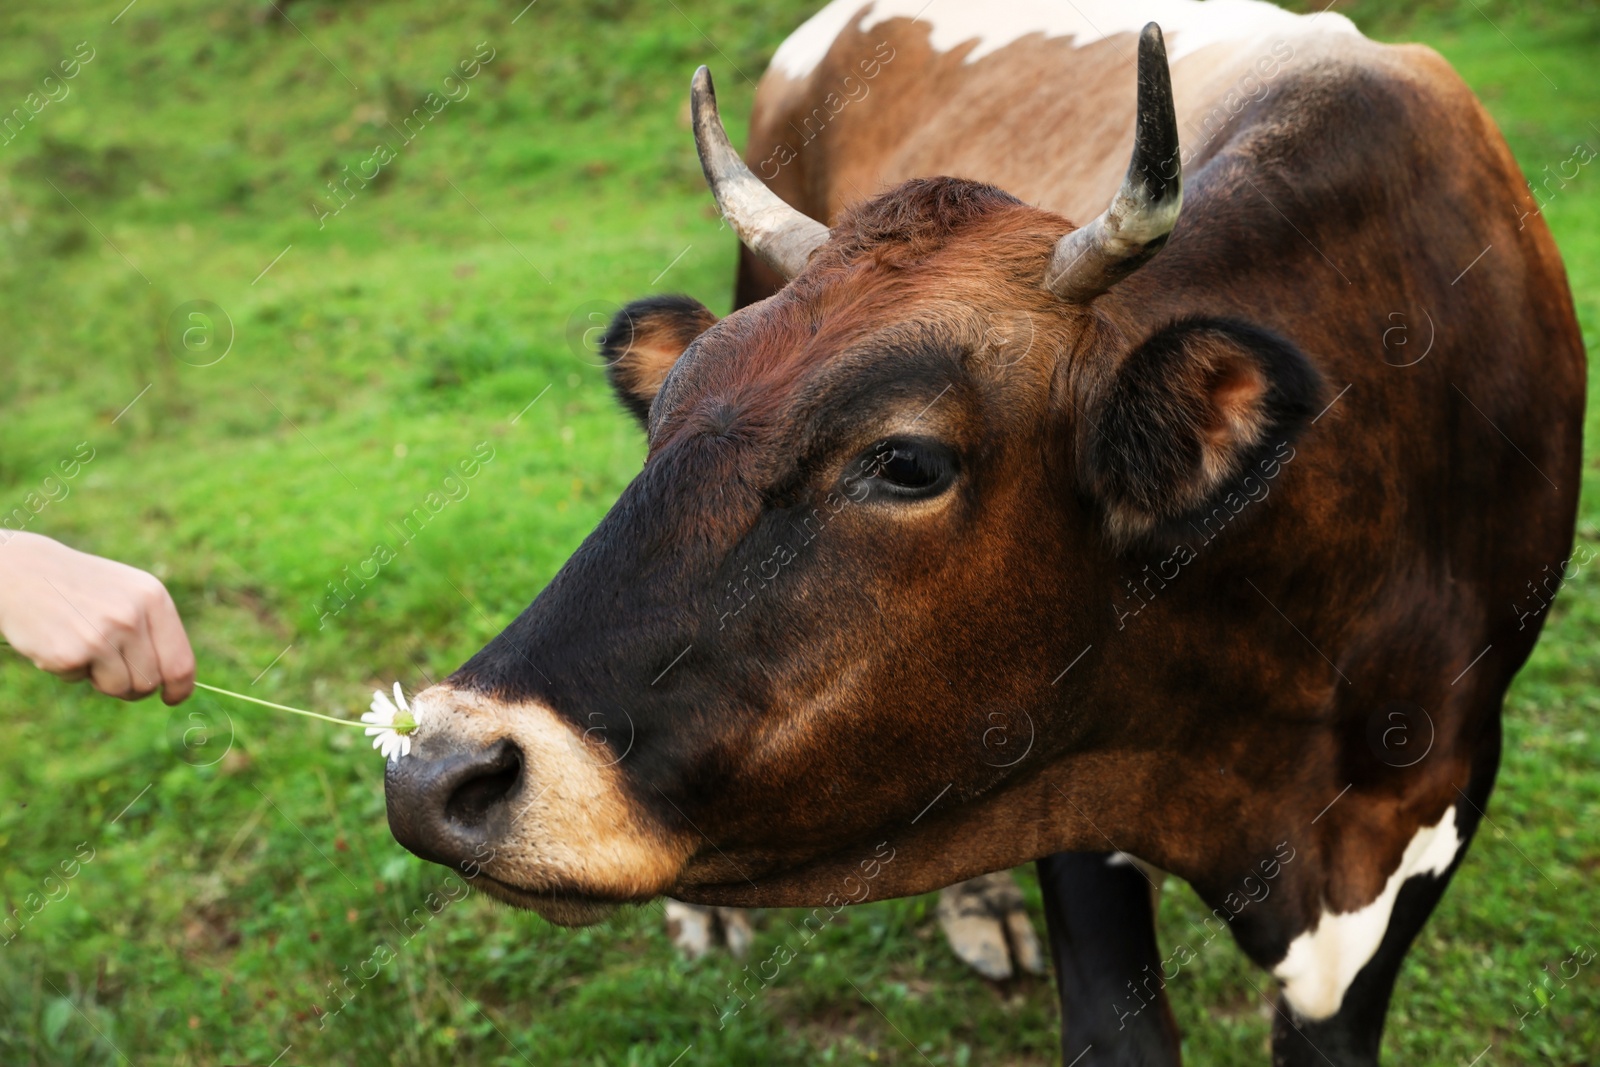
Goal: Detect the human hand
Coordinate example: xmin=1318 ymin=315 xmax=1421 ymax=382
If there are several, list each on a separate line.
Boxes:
xmin=0 ymin=532 xmax=196 ymax=704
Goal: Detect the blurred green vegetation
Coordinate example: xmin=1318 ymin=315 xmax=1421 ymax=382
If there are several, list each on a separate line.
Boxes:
xmin=0 ymin=0 xmax=1595 ymax=1064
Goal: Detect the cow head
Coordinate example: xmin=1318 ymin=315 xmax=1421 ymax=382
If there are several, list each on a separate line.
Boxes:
xmin=384 ymin=25 xmax=1321 ymax=925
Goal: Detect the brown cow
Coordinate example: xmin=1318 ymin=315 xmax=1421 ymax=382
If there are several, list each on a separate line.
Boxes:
xmin=384 ymin=3 xmax=1583 ymax=1063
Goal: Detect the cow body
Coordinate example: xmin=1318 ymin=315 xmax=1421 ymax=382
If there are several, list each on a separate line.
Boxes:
xmin=384 ymin=3 xmax=1583 ymax=1063
xmin=733 ymin=0 xmax=1582 ymax=1022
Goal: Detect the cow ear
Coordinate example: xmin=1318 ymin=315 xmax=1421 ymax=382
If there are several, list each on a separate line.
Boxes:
xmin=599 ymin=295 xmax=718 ymax=427
xmin=1078 ymin=317 xmax=1323 ymax=544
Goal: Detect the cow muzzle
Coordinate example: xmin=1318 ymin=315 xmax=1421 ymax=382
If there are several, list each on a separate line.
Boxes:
xmin=384 ymin=735 xmax=522 ymax=872
xmin=381 ymin=685 xmax=692 ymax=925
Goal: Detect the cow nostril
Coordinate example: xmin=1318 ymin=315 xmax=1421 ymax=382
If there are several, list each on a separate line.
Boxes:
xmin=445 ymin=740 xmax=522 ymax=827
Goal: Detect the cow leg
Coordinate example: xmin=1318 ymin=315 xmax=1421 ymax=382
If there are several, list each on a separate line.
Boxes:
xmin=1037 ymin=851 xmax=1182 ymax=1066
xmin=1268 ymin=827 xmax=1476 ymax=1067
xmin=1271 ymin=739 xmax=1499 ymax=1066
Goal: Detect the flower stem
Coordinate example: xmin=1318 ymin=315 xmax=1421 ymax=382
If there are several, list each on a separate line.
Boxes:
xmin=194 ymin=682 xmax=369 ymax=729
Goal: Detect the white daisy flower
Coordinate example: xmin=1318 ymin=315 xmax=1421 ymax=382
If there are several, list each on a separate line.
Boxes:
xmin=362 ymin=682 xmax=422 ymax=763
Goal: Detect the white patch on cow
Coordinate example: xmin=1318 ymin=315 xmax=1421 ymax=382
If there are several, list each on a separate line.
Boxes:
xmin=769 ymin=0 xmax=1360 ymax=79
xmin=1272 ymin=806 xmax=1463 ymax=1021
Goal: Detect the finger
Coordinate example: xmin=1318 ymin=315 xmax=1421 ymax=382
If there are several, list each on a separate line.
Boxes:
xmin=115 ymin=611 xmax=164 ymax=700
xmin=145 ymin=586 xmax=196 ymax=705
xmin=43 ymin=662 xmax=91 ymax=682
xmin=86 ymin=635 xmax=133 ymax=700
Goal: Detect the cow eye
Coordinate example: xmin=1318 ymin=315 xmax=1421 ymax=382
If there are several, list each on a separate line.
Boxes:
xmin=860 ymin=438 xmax=955 ymax=499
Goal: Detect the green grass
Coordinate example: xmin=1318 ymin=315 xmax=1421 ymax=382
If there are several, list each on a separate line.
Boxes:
xmin=0 ymin=1 xmax=1595 ymax=1063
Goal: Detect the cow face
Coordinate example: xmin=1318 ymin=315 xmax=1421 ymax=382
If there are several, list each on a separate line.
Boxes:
xmin=383 ymin=179 xmax=1319 ymax=924
xmin=383 ymin=38 xmax=1320 ymax=925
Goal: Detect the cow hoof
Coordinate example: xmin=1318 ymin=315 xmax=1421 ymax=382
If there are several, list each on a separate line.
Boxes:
xmin=936 ymin=871 xmax=1048 ymax=981
xmin=663 ymin=900 xmax=715 ymax=960
xmin=716 ymin=906 xmax=754 ymax=959
xmin=664 ymin=873 xmax=1047 ymax=980
xmin=663 ymin=900 xmax=754 ymax=960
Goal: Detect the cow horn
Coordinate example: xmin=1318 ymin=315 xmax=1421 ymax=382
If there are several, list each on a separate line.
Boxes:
xmin=691 ymin=65 xmax=830 ymax=280
xmin=1045 ymin=23 xmax=1183 ymax=302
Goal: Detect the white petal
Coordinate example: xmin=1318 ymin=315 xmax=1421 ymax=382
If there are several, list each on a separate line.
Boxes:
xmin=371 ymin=732 xmax=389 ymax=751
xmin=397 ymin=735 xmax=411 ymax=759
xmin=393 ymin=682 xmax=408 ymax=714
xmin=369 ymin=689 xmax=396 ymax=720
